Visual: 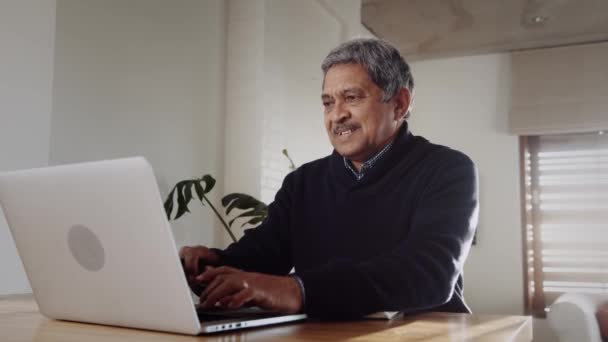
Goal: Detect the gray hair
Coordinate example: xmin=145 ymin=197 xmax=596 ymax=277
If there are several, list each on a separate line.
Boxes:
xmin=321 ymin=38 xmax=414 ymax=117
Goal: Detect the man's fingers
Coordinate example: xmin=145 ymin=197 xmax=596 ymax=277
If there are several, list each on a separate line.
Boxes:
xmin=198 ymin=272 xmax=302 ymax=313
xmin=178 ymin=247 xmax=189 ymax=271
xmin=201 ymin=280 xmax=236 ymax=309
xmin=196 ymin=265 xmax=238 ymax=283
xmin=197 ymin=267 xmax=242 ymax=300
xmin=199 ymin=274 xmax=224 ymax=301
xmin=196 ymin=266 xmax=215 ymax=284
xmin=218 ymin=295 xmax=234 ymax=307
xmin=180 ymin=245 xmax=216 ymax=277
xmin=228 ymin=287 xmax=255 ymax=309
xmin=184 ymin=253 xmax=196 ymax=276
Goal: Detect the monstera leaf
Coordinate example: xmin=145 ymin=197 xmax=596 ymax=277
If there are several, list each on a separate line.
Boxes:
xmin=164 ymin=175 xmax=216 ymax=220
xmin=164 ymin=149 xmax=293 ymax=243
xmin=163 ymin=175 xmax=269 ymax=243
xmin=221 ymin=193 xmax=268 ymax=229
xmin=164 ymin=174 xmax=237 ymax=242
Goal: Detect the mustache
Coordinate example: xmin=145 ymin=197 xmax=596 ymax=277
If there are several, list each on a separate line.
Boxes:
xmin=332 ymin=123 xmax=360 ymax=134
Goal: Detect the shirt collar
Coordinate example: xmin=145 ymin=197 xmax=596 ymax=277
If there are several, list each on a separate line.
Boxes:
xmin=343 ymin=139 xmax=395 ymax=181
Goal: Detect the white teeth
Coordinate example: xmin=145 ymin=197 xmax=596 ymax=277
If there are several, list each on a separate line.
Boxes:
xmin=339 ymin=129 xmax=352 ymax=136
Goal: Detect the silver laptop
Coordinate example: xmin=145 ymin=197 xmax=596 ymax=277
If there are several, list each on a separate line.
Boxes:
xmin=0 ymin=157 xmax=306 ymax=334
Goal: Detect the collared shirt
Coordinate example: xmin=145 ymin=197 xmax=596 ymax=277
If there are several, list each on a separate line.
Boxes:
xmin=343 ymin=140 xmax=395 ymax=181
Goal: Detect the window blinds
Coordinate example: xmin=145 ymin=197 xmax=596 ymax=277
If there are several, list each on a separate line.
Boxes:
xmin=523 ymin=132 xmax=608 ymax=315
xmin=510 ymin=42 xmax=608 ymax=135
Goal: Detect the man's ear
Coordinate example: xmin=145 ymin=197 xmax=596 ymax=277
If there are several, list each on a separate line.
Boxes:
xmin=393 ymin=88 xmax=411 ymax=121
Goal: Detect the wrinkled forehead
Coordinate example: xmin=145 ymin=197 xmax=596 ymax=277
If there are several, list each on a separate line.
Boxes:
xmin=321 ymin=63 xmax=375 ymax=95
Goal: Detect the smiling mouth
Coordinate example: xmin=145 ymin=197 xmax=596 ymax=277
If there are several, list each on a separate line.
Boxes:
xmin=335 ymin=127 xmax=358 ymax=137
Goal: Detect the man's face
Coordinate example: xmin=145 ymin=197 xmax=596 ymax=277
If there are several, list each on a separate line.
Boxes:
xmin=322 ymin=63 xmax=405 ymax=166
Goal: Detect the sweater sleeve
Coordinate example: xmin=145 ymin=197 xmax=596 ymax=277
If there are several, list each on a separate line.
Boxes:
xmin=297 ymin=151 xmax=479 ymax=319
xmin=213 ymin=172 xmax=295 ymax=276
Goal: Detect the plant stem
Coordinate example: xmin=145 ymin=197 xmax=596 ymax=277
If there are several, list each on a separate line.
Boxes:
xmin=282 ymin=149 xmax=296 ymax=171
xmin=202 ymin=194 xmax=237 ymax=243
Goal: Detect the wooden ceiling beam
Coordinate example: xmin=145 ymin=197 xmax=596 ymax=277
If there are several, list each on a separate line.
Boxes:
xmin=362 ymin=0 xmax=608 ymax=60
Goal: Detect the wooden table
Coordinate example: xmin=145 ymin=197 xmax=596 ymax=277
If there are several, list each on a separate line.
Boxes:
xmin=0 ymin=294 xmax=532 ymax=341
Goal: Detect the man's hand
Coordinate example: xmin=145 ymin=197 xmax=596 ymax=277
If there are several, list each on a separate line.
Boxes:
xmin=196 ymin=266 xmax=303 ymax=314
xmin=179 ymin=245 xmax=220 ymax=295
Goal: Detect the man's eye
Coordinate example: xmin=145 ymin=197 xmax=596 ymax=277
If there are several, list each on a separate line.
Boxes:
xmin=323 ymin=101 xmax=333 ymax=108
xmin=345 ymin=95 xmax=358 ymax=102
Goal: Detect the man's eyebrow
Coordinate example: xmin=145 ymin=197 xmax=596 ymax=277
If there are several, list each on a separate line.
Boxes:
xmin=343 ymin=87 xmax=363 ymax=94
xmin=321 ymin=87 xmax=364 ymax=99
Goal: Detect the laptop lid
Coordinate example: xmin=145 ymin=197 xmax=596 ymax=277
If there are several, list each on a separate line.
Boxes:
xmin=0 ymin=157 xmax=202 ymax=334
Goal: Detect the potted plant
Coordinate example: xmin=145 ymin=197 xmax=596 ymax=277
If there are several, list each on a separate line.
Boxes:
xmin=164 ymin=149 xmax=296 ymax=242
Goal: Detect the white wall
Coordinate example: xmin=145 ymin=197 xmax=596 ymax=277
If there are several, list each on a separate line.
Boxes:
xmin=259 ymin=0 xmax=342 ymax=203
xmin=223 ymin=0 xmax=265 ymax=203
xmin=0 ymin=0 xmax=56 ymax=295
xmin=263 ymin=0 xmax=374 ymax=197
xmin=49 ymin=0 xmax=227 ymax=249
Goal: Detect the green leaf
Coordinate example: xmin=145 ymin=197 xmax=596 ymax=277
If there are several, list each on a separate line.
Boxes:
xmin=174 ymin=181 xmax=192 ymax=220
xmin=201 ymin=175 xmax=216 ymax=193
xmin=222 ymin=193 xmax=268 ymax=228
xmin=221 ymin=193 xmax=238 ymax=208
xmin=227 ymin=208 xmax=257 ymax=228
xmin=227 ymin=208 xmax=267 ymax=228
xmin=193 ymin=181 xmax=206 ymax=204
xmin=168 ymin=175 xmax=269 ymax=238
xmin=184 ymin=181 xmax=193 ymax=204
xmin=242 ymin=216 xmax=265 ymax=228
xmin=163 ymin=188 xmax=176 ymax=220
xmin=221 ymin=193 xmax=267 ymax=216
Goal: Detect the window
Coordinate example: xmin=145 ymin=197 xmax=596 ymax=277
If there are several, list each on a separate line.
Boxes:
xmin=521 ymin=132 xmax=608 ymax=317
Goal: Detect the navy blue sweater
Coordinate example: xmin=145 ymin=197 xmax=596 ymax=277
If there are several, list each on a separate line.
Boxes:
xmin=217 ymin=123 xmax=478 ymax=319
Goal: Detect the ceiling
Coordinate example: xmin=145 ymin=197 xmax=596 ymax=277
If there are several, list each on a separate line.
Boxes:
xmin=361 ymin=0 xmax=608 ymax=60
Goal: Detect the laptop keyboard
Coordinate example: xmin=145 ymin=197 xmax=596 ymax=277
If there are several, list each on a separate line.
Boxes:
xmin=196 ymin=306 xmax=280 ymax=321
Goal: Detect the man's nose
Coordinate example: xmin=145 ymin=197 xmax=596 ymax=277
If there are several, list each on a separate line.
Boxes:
xmin=329 ymin=101 xmax=350 ymax=123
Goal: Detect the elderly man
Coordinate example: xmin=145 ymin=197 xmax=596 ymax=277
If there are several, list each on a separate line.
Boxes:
xmin=180 ymin=38 xmax=478 ymax=319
